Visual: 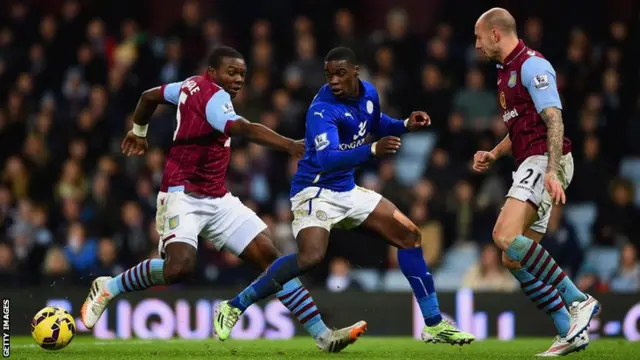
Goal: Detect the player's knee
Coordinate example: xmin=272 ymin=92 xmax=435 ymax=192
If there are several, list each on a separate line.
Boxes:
xmin=164 ymin=246 xmax=197 ymax=284
xmin=297 ymin=250 xmax=325 ymax=270
xmin=396 ymin=228 xmax=421 ymax=250
xmin=243 ymin=233 xmax=281 ymax=271
xmin=501 ymin=251 xmax=521 ymax=270
xmin=492 ymin=223 xmax=516 ymax=251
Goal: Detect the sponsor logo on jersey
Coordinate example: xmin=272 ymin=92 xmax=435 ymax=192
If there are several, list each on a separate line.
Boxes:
xmin=339 ymin=121 xmax=368 ymax=150
xmin=508 ymin=71 xmax=518 ymax=88
xmin=502 ymin=108 xmax=519 ymax=123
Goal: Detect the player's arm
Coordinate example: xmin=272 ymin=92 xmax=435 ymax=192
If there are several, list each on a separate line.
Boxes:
xmin=309 ymin=107 xmax=373 ymax=172
xmin=130 ymin=82 xmax=182 ymax=136
xmin=490 ymin=135 xmax=512 ymax=158
xmin=122 ymin=82 xmax=182 ymax=156
xmin=521 ymin=56 xmax=564 ymax=174
xmin=206 ymin=90 xmax=301 ymax=156
xmin=378 ymin=113 xmax=409 ymax=137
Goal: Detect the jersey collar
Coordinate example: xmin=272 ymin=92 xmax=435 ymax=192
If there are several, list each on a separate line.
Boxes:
xmin=503 ymin=39 xmax=527 ymax=66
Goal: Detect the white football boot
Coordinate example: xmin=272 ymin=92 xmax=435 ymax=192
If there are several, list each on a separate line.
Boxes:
xmin=566 ymin=294 xmax=600 ymax=342
xmin=315 ymin=321 xmax=368 ymax=353
xmin=536 ymin=332 xmax=589 ymax=356
xmin=80 ymin=276 xmax=115 ymax=329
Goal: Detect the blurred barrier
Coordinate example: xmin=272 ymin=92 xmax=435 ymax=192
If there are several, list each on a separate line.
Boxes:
xmin=6 ymin=288 xmax=639 ymax=340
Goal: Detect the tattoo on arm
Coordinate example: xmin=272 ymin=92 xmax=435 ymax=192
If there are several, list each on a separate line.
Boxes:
xmin=540 ymin=107 xmax=564 ymax=174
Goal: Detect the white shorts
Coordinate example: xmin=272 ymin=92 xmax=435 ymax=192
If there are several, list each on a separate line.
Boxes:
xmin=507 ymin=153 xmax=574 ymax=234
xmin=290 ymin=186 xmax=382 ymax=238
xmin=155 ymin=191 xmax=267 ymax=257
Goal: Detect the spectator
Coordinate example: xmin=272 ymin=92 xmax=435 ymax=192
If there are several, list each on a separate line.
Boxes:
xmin=593 ymin=178 xmax=640 ymax=247
xmin=610 ymin=244 xmax=640 ymax=293
xmin=462 ymin=244 xmax=518 ymax=292
xmin=326 ymin=257 xmax=362 ymax=292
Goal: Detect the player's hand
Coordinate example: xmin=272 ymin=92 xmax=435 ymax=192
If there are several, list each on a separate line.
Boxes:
xmin=544 ymin=171 xmax=566 ymax=205
xmin=472 ymin=151 xmax=496 ymax=173
xmin=288 ymin=139 xmax=305 ymax=159
xmin=372 ymin=136 xmax=402 ymax=157
xmin=406 ymin=111 xmax=431 ymax=132
xmin=121 ymin=130 xmax=148 ymax=157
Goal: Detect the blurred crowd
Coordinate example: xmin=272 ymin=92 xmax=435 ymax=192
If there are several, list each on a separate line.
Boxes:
xmin=0 ymin=0 xmax=639 ymax=294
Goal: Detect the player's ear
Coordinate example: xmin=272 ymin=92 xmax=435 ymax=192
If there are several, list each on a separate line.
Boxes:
xmin=492 ymin=29 xmax=500 ymax=43
xmin=354 ymin=64 xmax=360 ymax=77
xmin=207 ymin=67 xmax=216 ymax=79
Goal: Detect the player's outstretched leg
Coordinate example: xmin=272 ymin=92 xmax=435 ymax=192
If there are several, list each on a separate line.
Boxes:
xmin=81 ymin=242 xmax=196 ymax=329
xmin=216 ymin=232 xmax=366 ymax=352
xmin=216 ymin=227 xmax=367 ymax=352
xmin=495 ymin=199 xmax=600 ymax=343
xmin=362 ymin=198 xmax=475 ymax=345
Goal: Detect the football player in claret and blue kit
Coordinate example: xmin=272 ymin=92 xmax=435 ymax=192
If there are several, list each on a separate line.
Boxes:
xmin=214 ymin=46 xmax=476 ymax=347
xmin=472 ymin=7 xmax=600 ymax=356
xmin=81 ymin=46 xmax=363 ymax=352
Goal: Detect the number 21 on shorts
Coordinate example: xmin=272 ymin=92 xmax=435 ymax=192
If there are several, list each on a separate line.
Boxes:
xmin=519 ymin=168 xmax=542 ymax=187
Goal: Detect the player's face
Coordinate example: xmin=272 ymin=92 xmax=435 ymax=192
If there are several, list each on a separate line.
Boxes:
xmin=474 ymin=21 xmax=500 ymax=61
xmin=211 ymin=57 xmax=247 ymax=98
xmin=324 ymin=60 xmax=359 ymax=99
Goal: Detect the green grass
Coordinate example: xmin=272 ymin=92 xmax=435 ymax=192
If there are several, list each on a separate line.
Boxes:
xmin=9 ymin=336 xmax=640 ymax=359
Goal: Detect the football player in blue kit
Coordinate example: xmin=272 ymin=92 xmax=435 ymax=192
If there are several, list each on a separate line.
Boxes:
xmin=214 ymin=47 xmax=475 ymax=347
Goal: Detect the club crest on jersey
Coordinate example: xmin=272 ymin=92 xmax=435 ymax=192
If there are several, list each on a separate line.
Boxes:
xmin=366 ymin=100 xmax=374 ymax=114
xmin=168 ymin=215 xmax=180 ymax=230
xmin=508 ymin=71 xmax=518 ymax=88
xmin=500 ymin=92 xmax=506 ymax=109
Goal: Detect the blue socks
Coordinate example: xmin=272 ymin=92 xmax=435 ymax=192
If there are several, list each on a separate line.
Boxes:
xmin=228 ymin=255 xmax=328 ymax=340
xmin=106 ymin=259 xmax=165 ymax=296
xmin=506 ymin=235 xmax=587 ymax=305
xmin=511 ymin=268 xmax=570 ymax=337
xmin=230 ymin=254 xmax=302 ymax=311
xmin=397 ymin=247 xmax=442 ymax=326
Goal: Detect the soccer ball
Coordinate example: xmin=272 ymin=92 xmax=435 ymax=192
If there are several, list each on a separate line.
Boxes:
xmin=30 ymin=307 xmax=76 ymax=350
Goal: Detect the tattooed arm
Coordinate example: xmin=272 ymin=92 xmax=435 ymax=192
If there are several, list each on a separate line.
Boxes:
xmin=540 ymin=106 xmax=564 ymax=174
xmin=521 ymin=56 xmax=566 ymax=204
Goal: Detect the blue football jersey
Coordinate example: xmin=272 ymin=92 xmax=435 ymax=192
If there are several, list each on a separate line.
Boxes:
xmin=290 ymin=80 xmax=407 ymax=197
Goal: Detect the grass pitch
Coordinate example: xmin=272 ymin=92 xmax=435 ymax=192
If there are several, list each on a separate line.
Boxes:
xmin=9 ymin=336 xmax=640 ymax=359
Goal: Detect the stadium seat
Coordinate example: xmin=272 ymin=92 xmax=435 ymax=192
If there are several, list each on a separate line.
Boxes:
xmin=394 ymin=132 xmax=437 ymax=186
xmin=563 ymin=203 xmax=597 ymax=249
xmin=439 ymin=243 xmax=479 ymax=273
xmin=583 ymin=246 xmax=619 ymax=282
xmin=431 ymin=243 xmax=479 ymax=291
xmin=619 ymin=157 xmax=640 ymax=206
xmin=433 ymin=271 xmax=465 ymax=291
xmin=350 ymin=269 xmax=381 ymax=291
